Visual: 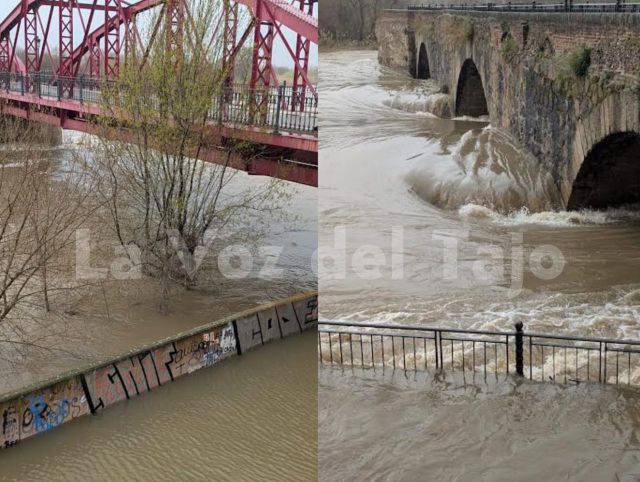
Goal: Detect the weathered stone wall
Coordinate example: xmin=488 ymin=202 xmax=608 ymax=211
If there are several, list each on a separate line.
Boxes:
xmin=0 ymin=292 xmax=318 ymax=449
xmin=376 ymin=10 xmax=640 ymax=207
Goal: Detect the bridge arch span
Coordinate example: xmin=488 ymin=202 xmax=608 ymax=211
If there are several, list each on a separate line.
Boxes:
xmin=567 ymin=131 xmax=640 ymax=210
xmin=455 ymin=58 xmax=488 ymax=117
xmin=417 ymin=42 xmax=430 ymax=79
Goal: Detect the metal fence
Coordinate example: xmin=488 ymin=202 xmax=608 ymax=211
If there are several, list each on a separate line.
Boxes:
xmin=0 ymin=71 xmax=318 ymax=135
xmin=319 ymin=320 xmax=640 ymax=386
xmin=407 ymin=1 xmax=640 ymax=12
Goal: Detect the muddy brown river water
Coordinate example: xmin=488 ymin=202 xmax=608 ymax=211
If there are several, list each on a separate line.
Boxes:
xmin=319 ymin=50 xmax=640 ymax=481
xmin=0 ymin=133 xmax=317 ymax=479
xmin=0 ymin=332 xmax=317 ymax=481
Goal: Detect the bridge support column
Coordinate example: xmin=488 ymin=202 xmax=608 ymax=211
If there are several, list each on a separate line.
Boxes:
xmin=250 ymin=0 xmax=275 ymax=124
xmin=292 ymin=0 xmax=315 ymax=112
xmin=222 ymin=0 xmax=239 ymax=89
xmin=59 ymin=0 xmax=74 ymax=98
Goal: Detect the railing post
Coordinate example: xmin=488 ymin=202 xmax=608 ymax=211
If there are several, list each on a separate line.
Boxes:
xmin=515 ymin=321 xmax=524 ymax=376
xmin=274 ymin=84 xmax=284 ymax=134
xmin=79 ymin=76 xmax=84 ymax=104
xmin=20 ymin=74 xmax=24 ymax=96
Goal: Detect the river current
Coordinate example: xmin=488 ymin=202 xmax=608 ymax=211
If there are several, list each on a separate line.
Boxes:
xmin=1 ymin=332 xmax=317 ymax=481
xmin=0 ymin=132 xmax=317 ymax=479
xmin=319 ymin=50 xmax=640 ymax=481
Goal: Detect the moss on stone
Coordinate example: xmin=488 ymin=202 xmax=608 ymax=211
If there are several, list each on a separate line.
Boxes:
xmin=569 ymin=47 xmax=592 ymax=78
xmin=461 ymin=17 xmax=475 ymax=42
xmin=501 ymin=34 xmax=519 ymax=61
xmin=415 ymin=21 xmax=436 ymax=39
xmin=415 ymin=15 xmax=475 ymax=49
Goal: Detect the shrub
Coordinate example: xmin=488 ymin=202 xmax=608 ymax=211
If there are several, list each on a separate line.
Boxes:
xmin=462 ymin=18 xmax=474 ymax=41
xmin=567 ymin=46 xmax=591 ymax=78
xmin=501 ymin=35 xmax=519 ymax=60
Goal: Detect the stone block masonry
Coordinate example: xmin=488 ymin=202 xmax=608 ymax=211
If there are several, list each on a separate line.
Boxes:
xmin=376 ymin=10 xmax=640 ymax=209
xmin=0 ymin=292 xmax=318 ymax=449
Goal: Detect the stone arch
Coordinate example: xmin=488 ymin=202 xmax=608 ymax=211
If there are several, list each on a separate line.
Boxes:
xmin=567 ymin=131 xmax=640 ymax=210
xmin=417 ymin=42 xmax=430 ymax=79
xmin=455 ymin=58 xmax=488 ymax=117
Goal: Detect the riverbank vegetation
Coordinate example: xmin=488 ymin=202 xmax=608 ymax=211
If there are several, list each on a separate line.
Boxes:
xmin=0 ymin=117 xmax=104 ymax=367
xmin=320 ymin=0 xmax=410 ymax=47
xmin=91 ymin=0 xmax=291 ymax=314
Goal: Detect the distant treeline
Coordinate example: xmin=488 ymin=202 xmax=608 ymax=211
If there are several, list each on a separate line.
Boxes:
xmin=320 ymin=0 xmax=410 ymax=45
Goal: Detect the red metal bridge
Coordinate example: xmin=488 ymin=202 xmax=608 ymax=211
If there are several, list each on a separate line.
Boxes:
xmin=0 ymin=0 xmax=318 ymax=186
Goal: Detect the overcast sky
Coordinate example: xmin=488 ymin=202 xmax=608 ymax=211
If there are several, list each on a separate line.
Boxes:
xmin=0 ymin=2 xmax=317 ymax=68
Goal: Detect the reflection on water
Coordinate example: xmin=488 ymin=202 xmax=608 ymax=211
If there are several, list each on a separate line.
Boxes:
xmin=0 ymin=332 xmax=317 ymax=482
xmin=319 ymin=50 xmax=640 ymax=479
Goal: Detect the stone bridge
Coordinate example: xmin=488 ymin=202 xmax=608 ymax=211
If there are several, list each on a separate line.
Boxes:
xmin=376 ymin=9 xmax=640 ymax=209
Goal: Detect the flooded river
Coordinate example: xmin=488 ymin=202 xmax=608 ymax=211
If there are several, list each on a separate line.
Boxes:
xmin=0 ymin=332 xmax=317 ymax=481
xmin=0 ymin=132 xmax=317 ymax=393
xmin=0 ymin=132 xmax=317 ymax=479
xmin=319 ymin=50 xmax=640 ymax=480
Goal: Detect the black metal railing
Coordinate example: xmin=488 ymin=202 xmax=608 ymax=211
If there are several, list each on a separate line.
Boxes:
xmin=210 ymin=83 xmax=318 ymax=134
xmin=407 ymin=1 xmax=640 ymax=13
xmin=319 ymin=320 xmax=640 ymax=386
xmin=0 ymin=71 xmax=318 ymax=135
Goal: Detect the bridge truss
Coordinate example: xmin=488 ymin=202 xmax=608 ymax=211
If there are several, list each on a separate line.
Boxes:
xmin=0 ymin=0 xmax=318 ymax=186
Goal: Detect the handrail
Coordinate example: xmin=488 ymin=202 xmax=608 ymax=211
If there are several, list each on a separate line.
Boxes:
xmin=0 ymin=71 xmax=319 ymax=135
xmin=319 ymin=319 xmax=640 ymax=386
xmin=406 ymin=1 xmax=640 ymax=13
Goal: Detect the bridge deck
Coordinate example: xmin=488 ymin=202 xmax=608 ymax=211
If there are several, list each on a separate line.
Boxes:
xmin=0 ymin=73 xmax=318 ymax=186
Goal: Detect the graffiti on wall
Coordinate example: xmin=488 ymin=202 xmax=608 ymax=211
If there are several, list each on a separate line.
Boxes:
xmin=0 ymin=293 xmax=317 ymax=449
xmin=0 ymin=378 xmax=89 ymax=448
xmin=85 ymin=322 xmax=237 ymax=412
xmin=234 ymin=295 xmax=318 ymax=353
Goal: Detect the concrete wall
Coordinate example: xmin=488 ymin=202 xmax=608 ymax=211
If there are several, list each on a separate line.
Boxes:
xmin=376 ymin=10 xmax=640 ymax=208
xmin=0 ymin=292 xmax=318 ymax=449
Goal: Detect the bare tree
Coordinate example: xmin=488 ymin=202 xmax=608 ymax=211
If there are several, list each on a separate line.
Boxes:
xmin=91 ymin=0 xmax=292 ymax=314
xmin=321 ymin=0 xmax=407 ymax=44
xmin=0 ymin=117 xmax=98 ymax=325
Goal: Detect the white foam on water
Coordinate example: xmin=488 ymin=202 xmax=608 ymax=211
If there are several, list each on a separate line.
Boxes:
xmin=406 ymin=125 xmax=562 ymax=213
xmin=452 ymin=114 xmax=491 ymax=122
xmin=458 ymin=203 xmax=640 ymax=227
xmin=383 ymin=91 xmax=449 ymax=117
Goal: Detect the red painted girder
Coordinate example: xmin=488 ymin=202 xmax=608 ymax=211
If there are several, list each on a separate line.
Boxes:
xmin=0 ymin=1 xmax=122 ymax=39
xmin=235 ymin=0 xmax=317 ymax=43
xmin=0 ymin=88 xmax=317 ymax=153
xmin=61 ymin=0 xmax=317 ymax=78
xmin=0 ymin=101 xmax=317 ymax=186
xmin=60 ymin=0 xmax=161 ymax=75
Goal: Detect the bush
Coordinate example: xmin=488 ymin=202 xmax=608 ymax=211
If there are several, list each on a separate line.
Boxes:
xmin=501 ymin=35 xmax=519 ymax=60
xmin=567 ymin=46 xmax=591 ymax=78
xmin=462 ymin=18 xmax=474 ymax=41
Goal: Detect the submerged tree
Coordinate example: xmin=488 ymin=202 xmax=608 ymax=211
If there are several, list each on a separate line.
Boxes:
xmin=0 ymin=117 xmax=98 ymax=329
xmin=91 ymin=0 xmax=291 ymax=314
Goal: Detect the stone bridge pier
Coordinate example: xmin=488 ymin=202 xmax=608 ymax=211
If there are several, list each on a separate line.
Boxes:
xmin=376 ymin=10 xmax=640 ymax=209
